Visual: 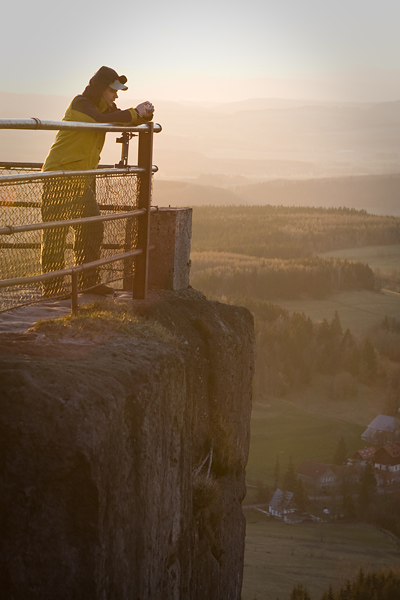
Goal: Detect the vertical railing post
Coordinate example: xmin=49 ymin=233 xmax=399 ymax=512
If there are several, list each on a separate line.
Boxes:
xmin=133 ymin=123 xmax=153 ymax=299
xmin=122 ymin=210 xmax=136 ymax=290
xmin=71 ymin=271 xmax=79 ymax=315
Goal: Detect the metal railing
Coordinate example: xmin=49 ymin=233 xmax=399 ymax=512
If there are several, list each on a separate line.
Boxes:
xmin=0 ymin=118 xmax=162 ymax=313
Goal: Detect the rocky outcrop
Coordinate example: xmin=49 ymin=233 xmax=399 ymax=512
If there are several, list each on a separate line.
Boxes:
xmin=0 ymin=289 xmax=254 ymax=600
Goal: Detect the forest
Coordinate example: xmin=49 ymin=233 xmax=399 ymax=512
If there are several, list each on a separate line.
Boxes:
xmin=191 ymin=253 xmax=374 ymax=300
xmin=234 ymin=301 xmax=400 ymax=414
xmin=190 ymin=205 xmax=400 ymax=300
xmin=191 ymin=205 xmax=400 ymax=258
xmin=190 ymin=205 xmax=400 ymax=413
xmin=254 ymin=309 xmax=380 ymax=398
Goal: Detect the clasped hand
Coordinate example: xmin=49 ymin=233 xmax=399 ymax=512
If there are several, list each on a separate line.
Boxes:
xmin=136 ymin=101 xmax=154 ymax=119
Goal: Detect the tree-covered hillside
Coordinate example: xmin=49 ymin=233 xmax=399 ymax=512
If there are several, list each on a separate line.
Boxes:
xmin=191 ymin=253 xmax=374 ymax=300
xmin=190 ymin=206 xmax=400 ymax=415
xmin=192 ymin=206 xmax=400 ymax=258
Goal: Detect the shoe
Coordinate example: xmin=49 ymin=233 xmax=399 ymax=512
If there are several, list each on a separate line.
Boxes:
xmin=82 ymin=283 xmax=115 ymax=296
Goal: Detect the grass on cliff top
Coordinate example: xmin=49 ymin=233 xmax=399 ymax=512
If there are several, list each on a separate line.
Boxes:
xmin=30 ymin=299 xmax=174 ymax=343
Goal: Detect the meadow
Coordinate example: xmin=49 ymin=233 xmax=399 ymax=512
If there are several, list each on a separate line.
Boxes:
xmin=246 ymin=396 xmax=364 ymax=490
xmin=320 ymin=244 xmax=400 ymax=275
xmin=242 ymin=516 xmax=400 ymax=600
xmin=320 ymin=244 xmax=400 ymax=295
xmin=275 ymin=288 xmax=399 ymax=337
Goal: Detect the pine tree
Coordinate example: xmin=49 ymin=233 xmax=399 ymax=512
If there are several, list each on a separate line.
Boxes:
xmin=341 ymin=328 xmax=360 ymax=377
xmin=359 ymin=462 xmax=377 ymax=509
xmin=274 ymin=455 xmax=280 ymax=489
xmin=330 ymin=310 xmax=343 ymax=337
xmin=342 ymin=493 xmax=356 ymax=519
xmin=283 ymin=457 xmax=297 ymax=492
xmin=355 ymin=567 xmax=365 ymax=588
xmin=317 ymin=318 xmax=335 ymax=373
xmin=321 ymin=584 xmax=334 ymax=600
xmin=333 ymin=435 xmax=348 ymax=466
xmin=293 ymin=477 xmax=307 ymax=512
xmin=361 ymin=338 xmax=378 ymax=382
xmin=290 ymin=583 xmax=311 ymax=599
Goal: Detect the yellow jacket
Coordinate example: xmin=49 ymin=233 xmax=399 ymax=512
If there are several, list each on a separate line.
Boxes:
xmin=42 ymin=96 xmax=149 ymax=172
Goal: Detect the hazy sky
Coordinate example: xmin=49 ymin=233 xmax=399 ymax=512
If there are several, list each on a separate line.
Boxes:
xmin=2 ymin=0 xmax=400 ymax=102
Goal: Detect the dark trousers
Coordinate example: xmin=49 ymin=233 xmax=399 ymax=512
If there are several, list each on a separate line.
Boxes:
xmin=41 ymin=179 xmax=103 ymax=292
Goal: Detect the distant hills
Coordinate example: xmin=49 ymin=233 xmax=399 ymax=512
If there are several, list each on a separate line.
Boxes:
xmin=153 ymin=174 xmax=400 ymax=216
xmin=1 ymin=91 xmax=400 ymax=215
xmin=234 ymin=174 xmax=400 ymax=215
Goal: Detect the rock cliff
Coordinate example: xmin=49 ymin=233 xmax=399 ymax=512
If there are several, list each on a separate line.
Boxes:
xmin=0 ymin=289 xmax=254 ymax=600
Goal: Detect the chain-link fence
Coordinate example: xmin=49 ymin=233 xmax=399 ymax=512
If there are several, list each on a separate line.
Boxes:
xmin=0 ymin=120 xmax=159 ymax=313
xmin=0 ymin=168 xmax=143 ymax=311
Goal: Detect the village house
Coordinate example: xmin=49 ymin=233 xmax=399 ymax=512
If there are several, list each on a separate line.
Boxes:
xmin=297 ymin=460 xmax=337 ymax=494
xmin=268 ymin=488 xmax=296 ymax=521
xmin=361 ymin=415 xmax=400 ymax=445
xmin=349 ymin=447 xmax=376 ymax=466
xmin=374 ymin=442 xmax=400 ymax=486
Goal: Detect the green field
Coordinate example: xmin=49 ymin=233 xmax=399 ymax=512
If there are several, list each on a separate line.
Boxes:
xmin=320 ymin=244 xmax=400 ymax=275
xmin=242 ymin=515 xmax=400 ymax=600
xmin=246 ymin=393 xmax=366 ymax=489
xmin=306 ymin=245 xmax=400 ymax=335
xmin=275 ymin=288 xmax=400 ymax=337
xmin=280 ymin=375 xmax=386 ymax=428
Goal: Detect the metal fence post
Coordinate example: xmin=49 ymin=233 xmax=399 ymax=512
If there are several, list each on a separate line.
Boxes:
xmin=133 ymin=123 xmax=154 ymax=299
xmin=71 ymin=271 xmax=79 ymax=315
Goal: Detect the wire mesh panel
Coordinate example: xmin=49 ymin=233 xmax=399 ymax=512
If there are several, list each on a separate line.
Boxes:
xmin=0 ymin=169 xmax=140 ymax=312
xmin=97 ymin=173 xmax=140 ymax=290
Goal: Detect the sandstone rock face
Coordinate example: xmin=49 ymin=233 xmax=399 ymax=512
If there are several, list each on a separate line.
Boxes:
xmin=0 ymin=290 xmax=254 ymax=600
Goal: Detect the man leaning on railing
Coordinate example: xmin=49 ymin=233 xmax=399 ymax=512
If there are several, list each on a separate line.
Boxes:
xmin=41 ymin=66 xmax=155 ymax=297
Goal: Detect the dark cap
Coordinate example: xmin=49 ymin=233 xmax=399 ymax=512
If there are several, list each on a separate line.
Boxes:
xmin=89 ymin=66 xmax=128 ymax=91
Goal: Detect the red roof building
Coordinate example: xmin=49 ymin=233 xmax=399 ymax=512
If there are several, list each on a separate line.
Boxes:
xmin=374 ymin=442 xmax=400 ymax=485
xmin=297 ymin=460 xmax=337 ymax=493
xmin=350 ymin=447 xmax=376 ymax=464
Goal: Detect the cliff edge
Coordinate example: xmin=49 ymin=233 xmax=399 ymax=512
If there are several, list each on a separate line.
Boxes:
xmin=0 ymin=289 xmax=255 ymax=600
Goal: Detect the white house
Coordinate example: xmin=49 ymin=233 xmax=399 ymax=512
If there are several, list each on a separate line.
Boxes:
xmin=268 ymin=488 xmax=296 ymax=521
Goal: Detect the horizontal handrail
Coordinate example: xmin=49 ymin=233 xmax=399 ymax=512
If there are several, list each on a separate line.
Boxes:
xmin=0 ymin=206 xmax=158 ymax=236
xmin=0 ymin=118 xmax=162 ymax=134
xmin=0 ymin=162 xmax=131 ymax=170
xmin=0 ymin=162 xmax=42 ymax=170
xmin=0 ymin=208 xmax=145 ymax=236
xmin=0 ymin=243 xmax=154 ymax=314
xmin=0 ymin=165 xmax=158 ymax=184
xmin=0 ymin=248 xmax=144 ymax=289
